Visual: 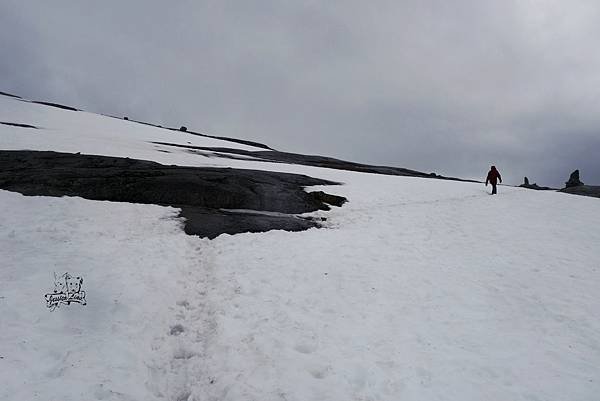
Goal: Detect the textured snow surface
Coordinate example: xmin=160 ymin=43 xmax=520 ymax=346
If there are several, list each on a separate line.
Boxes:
xmin=1 ymin=95 xmax=600 ymax=400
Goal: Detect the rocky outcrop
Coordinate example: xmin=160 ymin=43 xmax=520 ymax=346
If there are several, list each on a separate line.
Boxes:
xmin=519 ymin=176 xmax=553 ymax=191
xmin=0 ymin=150 xmax=347 ymax=238
xmin=0 ymin=121 xmax=37 ymax=129
xmin=559 ymin=170 xmax=600 ymax=199
xmin=565 ymin=170 xmax=584 ymax=188
xmin=151 ymin=141 xmax=477 ymax=182
xmin=560 ymin=185 xmax=600 ymax=199
xmin=307 ymin=191 xmax=347 ymax=208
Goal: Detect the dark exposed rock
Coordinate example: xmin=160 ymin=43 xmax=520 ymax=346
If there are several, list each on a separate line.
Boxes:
xmin=560 ymin=170 xmax=600 ymax=198
xmin=30 ymin=101 xmax=79 ymax=111
xmin=565 ymin=170 xmax=584 ymax=188
xmin=0 ymin=121 xmax=37 ymax=129
xmin=204 ymin=135 xmax=271 ymax=150
xmin=0 ymin=91 xmax=22 ymax=99
xmin=0 ymin=150 xmax=347 ymax=238
xmin=559 ymin=185 xmax=600 ymax=199
xmin=178 ymin=129 xmax=272 ymax=149
xmin=151 ymin=141 xmax=477 ymax=182
xmin=519 ymin=176 xmax=553 ymax=191
xmin=181 ymin=207 xmax=321 ymax=238
xmin=308 ymin=191 xmax=347 ymax=209
xmin=124 ymin=116 xmax=129 ymax=120
xmin=180 ymin=126 xmax=187 ymax=132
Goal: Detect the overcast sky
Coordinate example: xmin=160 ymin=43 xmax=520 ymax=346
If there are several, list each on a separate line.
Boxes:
xmin=1 ymin=0 xmax=599 ymax=186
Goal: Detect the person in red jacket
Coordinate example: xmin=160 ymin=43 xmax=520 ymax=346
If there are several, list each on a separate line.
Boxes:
xmin=486 ymin=165 xmax=502 ymax=195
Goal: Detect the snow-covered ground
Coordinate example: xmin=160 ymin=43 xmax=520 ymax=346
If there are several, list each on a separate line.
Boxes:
xmin=1 ymin=95 xmax=600 ymax=400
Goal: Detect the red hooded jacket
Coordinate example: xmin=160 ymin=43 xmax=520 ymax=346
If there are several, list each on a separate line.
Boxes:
xmin=486 ymin=166 xmax=502 ymax=185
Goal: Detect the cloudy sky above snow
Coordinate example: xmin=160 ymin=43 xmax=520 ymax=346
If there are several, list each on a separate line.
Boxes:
xmin=1 ymin=0 xmax=599 ymax=186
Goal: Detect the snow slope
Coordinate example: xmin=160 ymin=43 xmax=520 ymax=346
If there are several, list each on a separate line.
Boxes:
xmin=0 ymin=95 xmax=264 ymax=167
xmin=1 ymin=94 xmax=600 ymax=401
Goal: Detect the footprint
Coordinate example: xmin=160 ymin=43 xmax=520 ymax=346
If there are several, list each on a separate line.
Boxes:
xmin=176 ymin=300 xmax=191 ymax=309
xmin=169 ymin=324 xmax=185 ymax=336
xmin=173 ymin=348 xmax=196 ymax=360
xmin=175 ymin=389 xmax=191 ymax=401
xmin=92 ymin=383 xmax=125 ymax=400
xmin=294 ymin=343 xmax=317 ymax=354
xmin=416 ymin=367 xmax=432 ymax=386
xmin=308 ymin=365 xmax=331 ymax=380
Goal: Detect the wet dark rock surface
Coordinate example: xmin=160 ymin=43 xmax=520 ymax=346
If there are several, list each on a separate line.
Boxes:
xmin=0 ymin=150 xmax=347 ymax=238
xmin=180 ymin=207 xmax=321 ymax=239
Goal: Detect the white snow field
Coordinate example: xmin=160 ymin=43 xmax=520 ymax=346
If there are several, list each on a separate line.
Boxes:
xmin=1 ymin=94 xmax=600 ymax=401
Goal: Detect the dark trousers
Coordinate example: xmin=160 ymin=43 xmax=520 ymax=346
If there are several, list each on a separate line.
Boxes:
xmin=491 ymin=183 xmax=497 ymax=194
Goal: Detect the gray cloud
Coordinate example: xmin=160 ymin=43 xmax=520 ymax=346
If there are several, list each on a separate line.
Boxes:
xmin=1 ymin=0 xmax=599 ymax=187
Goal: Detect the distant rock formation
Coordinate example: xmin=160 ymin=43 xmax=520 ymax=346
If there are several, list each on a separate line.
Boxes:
xmin=560 ymin=170 xmax=600 ymax=199
xmin=565 ymin=170 xmax=584 ymax=188
xmin=519 ymin=176 xmax=552 ymax=191
xmin=179 ymin=126 xmax=187 ymax=132
xmin=560 ymin=185 xmax=600 ymax=199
